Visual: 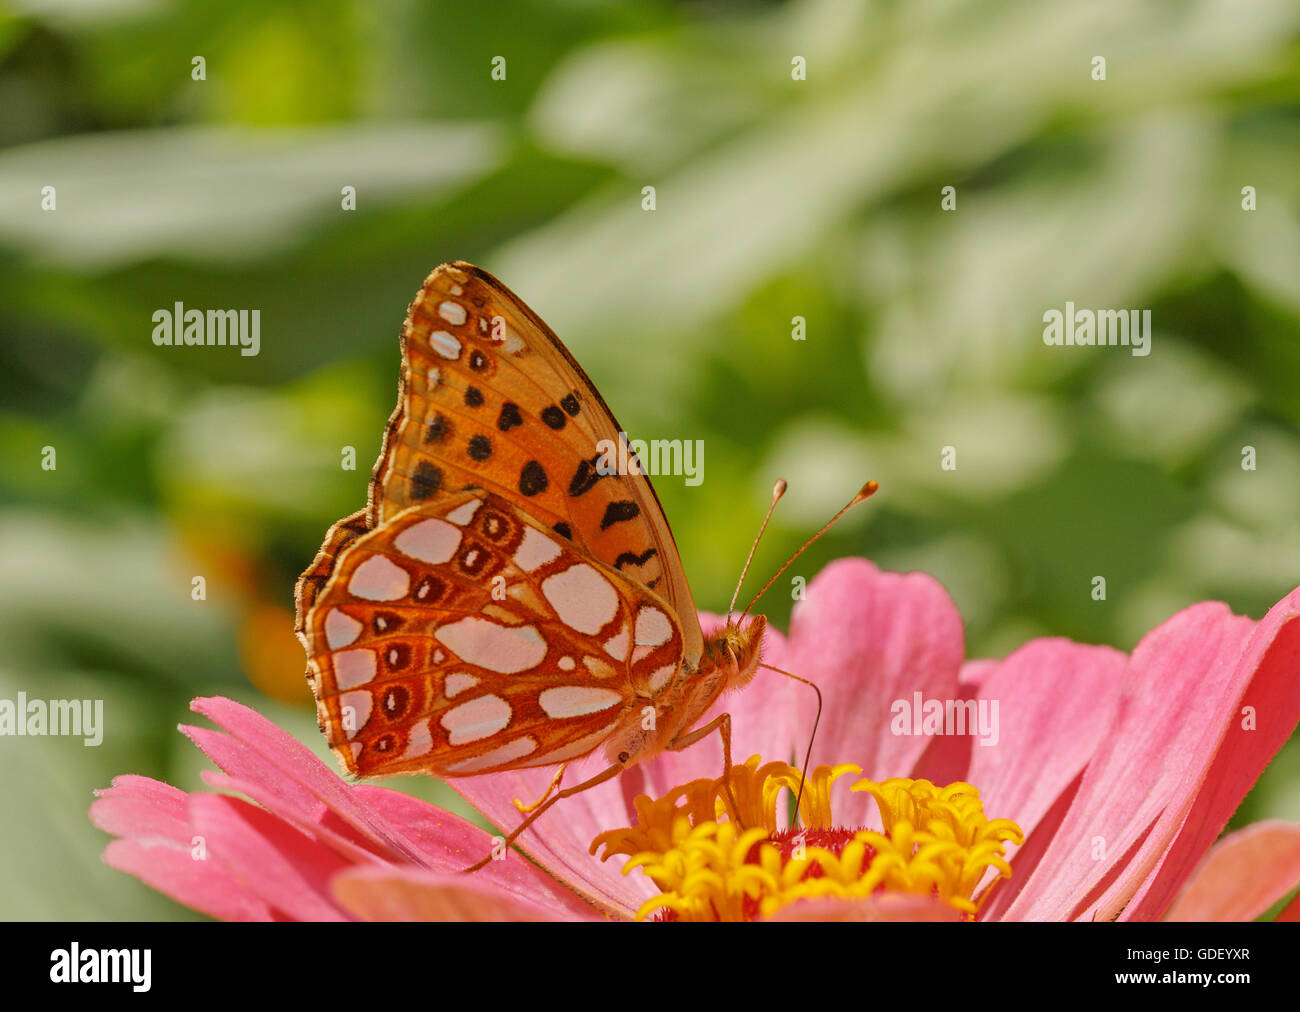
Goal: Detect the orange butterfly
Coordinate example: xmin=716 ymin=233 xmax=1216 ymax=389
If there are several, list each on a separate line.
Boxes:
xmin=294 ymin=262 xmax=872 ymax=867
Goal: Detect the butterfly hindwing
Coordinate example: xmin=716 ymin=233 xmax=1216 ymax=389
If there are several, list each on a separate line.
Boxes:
xmin=367 ymin=261 xmax=703 ymax=660
xmin=303 ymin=491 xmax=686 ymax=778
xmin=294 ymin=508 xmax=369 ymax=638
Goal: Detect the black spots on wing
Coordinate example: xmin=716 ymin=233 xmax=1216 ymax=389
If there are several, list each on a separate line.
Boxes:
xmin=468 ymin=350 xmax=488 ymax=372
xmin=480 ymin=510 xmax=509 ymax=542
xmin=568 ymin=454 xmax=604 ymax=497
xmin=382 ymin=644 xmax=412 ymax=673
xmin=464 ymin=386 xmax=484 ymax=408
xmin=425 ymin=414 xmax=451 ymax=444
xmin=553 ymin=521 xmax=573 ymax=540
xmin=467 ymin=434 xmax=492 ymax=461
xmin=381 ymin=685 xmax=410 ymax=720
xmin=412 ymin=575 xmax=446 ymax=604
xmin=560 ymin=392 xmax=580 ymax=417
xmin=601 ymin=500 xmax=640 ymax=530
xmin=410 ymin=462 xmax=443 ymax=500
xmin=541 ymin=405 xmax=566 ymax=430
xmin=497 ymin=402 xmax=523 ymax=432
xmin=371 ymin=612 xmax=403 ymax=635
xmin=519 ymin=460 xmax=549 ymax=497
xmin=614 ymin=547 xmax=658 ymax=570
xmin=456 ymin=539 xmax=492 ymax=577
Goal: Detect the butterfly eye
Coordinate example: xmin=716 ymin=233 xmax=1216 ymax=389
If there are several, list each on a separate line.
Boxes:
xmin=618 ymin=751 xmax=630 ymax=764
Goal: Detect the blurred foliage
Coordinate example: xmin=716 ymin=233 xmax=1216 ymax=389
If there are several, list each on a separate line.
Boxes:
xmin=0 ymin=0 xmax=1298 ymax=918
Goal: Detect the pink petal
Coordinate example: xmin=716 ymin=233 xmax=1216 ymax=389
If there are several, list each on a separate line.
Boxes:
xmin=93 ymin=776 xmax=275 ymax=921
xmin=187 ymin=697 xmax=428 ymax=866
xmin=1004 ymin=601 xmax=1256 ymax=920
xmin=959 ymin=659 xmax=1000 ymax=691
xmin=958 ymin=638 xmax=1125 ymax=910
xmin=977 ymin=774 xmax=1085 ymax=921
xmin=90 ymin=775 xmax=192 ymax=842
xmin=198 ymin=770 xmax=383 ymax=866
xmin=1164 ymin=820 xmax=1300 ymax=921
xmin=352 ymin=785 xmax=601 ymax=919
xmin=332 ymin=866 xmax=598 ymax=921
xmin=786 ymin=558 xmax=966 ymax=826
xmin=1117 ymin=588 xmax=1300 ymax=920
xmin=188 ymin=793 xmax=354 ymax=921
xmin=102 ymin=839 xmax=273 ymax=922
xmin=763 ymin=893 xmax=964 ymax=921
xmin=442 ymin=760 xmax=649 ymax=919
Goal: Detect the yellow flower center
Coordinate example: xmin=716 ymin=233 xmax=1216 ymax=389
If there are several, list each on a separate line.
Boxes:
xmin=589 ymin=755 xmax=1024 ymax=922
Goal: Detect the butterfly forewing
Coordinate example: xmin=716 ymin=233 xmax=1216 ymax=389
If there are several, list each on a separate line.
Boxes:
xmin=304 ymin=491 xmax=686 ymax=778
xmin=367 ymin=262 xmax=704 ymax=660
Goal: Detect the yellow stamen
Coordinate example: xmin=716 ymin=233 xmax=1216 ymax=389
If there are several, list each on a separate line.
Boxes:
xmin=590 ymin=756 xmax=1025 ymax=921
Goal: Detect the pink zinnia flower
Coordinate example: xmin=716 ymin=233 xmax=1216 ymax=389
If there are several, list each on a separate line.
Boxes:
xmin=91 ymin=559 xmax=1300 ymax=921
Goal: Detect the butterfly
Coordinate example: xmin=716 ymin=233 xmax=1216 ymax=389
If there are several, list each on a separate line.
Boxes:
xmin=293 ymin=261 xmax=785 ymax=866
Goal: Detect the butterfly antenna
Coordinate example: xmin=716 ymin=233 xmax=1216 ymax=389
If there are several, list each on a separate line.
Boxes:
xmin=740 ymin=480 xmax=879 ymax=619
xmin=759 ymin=662 xmax=823 ymax=827
xmin=727 ymin=479 xmax=788 ymax=615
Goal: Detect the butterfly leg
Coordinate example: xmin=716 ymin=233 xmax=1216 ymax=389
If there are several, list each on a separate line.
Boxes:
xmin=462 ymin=761 xmax=623 ymax=874
xmin=665 ymin=712 xmax=746 ymax=830
xmin=512 ymin=762 xmax=567 ymax=814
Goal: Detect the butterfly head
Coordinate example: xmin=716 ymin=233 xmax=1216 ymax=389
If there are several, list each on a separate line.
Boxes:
xmin=713 ymin=613 xmax=767 ymax=690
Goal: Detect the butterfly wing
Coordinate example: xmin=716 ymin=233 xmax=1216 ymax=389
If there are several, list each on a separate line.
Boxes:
xmin=302 ymin=491 xmax=686 ymax=779
xmin=365 ymin=261 xmax=704 ymax=661
xmin=295 ymin=508 xmax=369 ymax=633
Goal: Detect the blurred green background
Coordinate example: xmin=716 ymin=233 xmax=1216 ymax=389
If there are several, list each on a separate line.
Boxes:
xmin=1 ymin=0 xmax=1298 ymax=919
